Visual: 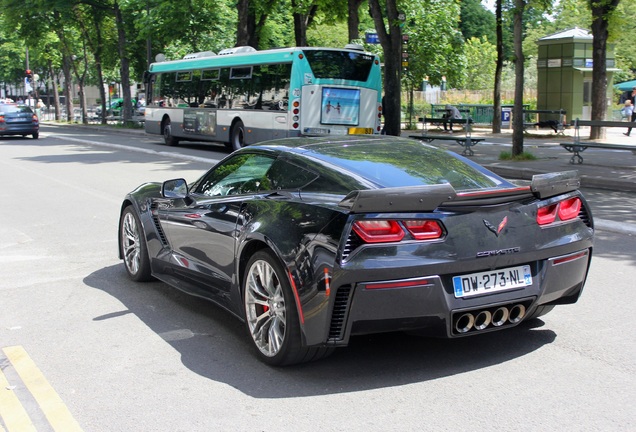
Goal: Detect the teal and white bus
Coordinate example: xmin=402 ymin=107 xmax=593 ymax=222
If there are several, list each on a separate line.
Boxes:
xmin=143 ymin=45 xmax=382 ymax=150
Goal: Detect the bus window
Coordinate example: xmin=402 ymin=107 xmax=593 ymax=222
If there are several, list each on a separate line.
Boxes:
xmin=303 ymin=50 xmax=375 ymax=82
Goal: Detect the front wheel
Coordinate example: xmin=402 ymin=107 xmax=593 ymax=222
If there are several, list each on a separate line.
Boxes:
xmin=120 ymin=206 xmax=153 ymax=282
xmin=230 ymin=120 xmax=245 ymax=151
xmin=243 ymin=250 xmax=332 ymax=366
xmin=163 ymin=119 xmax=179 ymax=146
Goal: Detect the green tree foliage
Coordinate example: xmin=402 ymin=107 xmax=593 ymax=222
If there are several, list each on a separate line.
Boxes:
xmin=1 ymin=0 xmax=632 ymax=134
xmin=463 ymin=37 xmax=497 ymax=90
xmin=460 ymin=0 xmax=496 ymax=43
xmin=402 ymin=0 xmax=463 ymax=89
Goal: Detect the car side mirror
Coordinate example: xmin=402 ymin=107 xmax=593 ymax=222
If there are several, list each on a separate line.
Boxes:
xmin=162 ymin=178 xmax=189 ymax=198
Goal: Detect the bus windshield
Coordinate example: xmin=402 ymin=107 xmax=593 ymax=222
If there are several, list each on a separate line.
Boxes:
xmin=303 ymin=50 xmax=375 ymax=82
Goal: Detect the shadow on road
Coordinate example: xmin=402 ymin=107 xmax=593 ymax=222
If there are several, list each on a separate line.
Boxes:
xmin=84 ymin=264 xmax=557 ymax=399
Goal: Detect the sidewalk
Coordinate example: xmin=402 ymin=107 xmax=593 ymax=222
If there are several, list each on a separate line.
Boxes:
xmin=414 ymin=126 xmax=636 ymax=193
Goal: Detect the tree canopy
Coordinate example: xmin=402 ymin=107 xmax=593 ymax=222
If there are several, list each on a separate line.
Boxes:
xmin=0 ymin=0 xmax=630 ymax=129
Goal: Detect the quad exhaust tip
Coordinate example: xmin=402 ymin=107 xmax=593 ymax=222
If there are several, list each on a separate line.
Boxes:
xmin=454 ymin=304 xmax=527 ymax=334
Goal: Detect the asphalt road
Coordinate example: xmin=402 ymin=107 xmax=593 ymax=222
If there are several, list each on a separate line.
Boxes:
xmin=0 ymin=126 xmax=634 ymax=431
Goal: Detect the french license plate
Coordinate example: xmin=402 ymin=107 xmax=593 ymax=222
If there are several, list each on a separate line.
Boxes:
xmin=348 ymin=127 xmax=373 ymax=134
xmin=453 ymin=265 xmax=532 ymax=298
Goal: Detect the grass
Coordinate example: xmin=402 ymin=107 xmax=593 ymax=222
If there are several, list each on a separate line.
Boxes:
xmin=499 ymin=151 xmax=537 ymax=161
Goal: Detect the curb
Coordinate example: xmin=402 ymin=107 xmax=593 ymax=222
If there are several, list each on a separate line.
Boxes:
xmin=485 ymin=165 xmax=636 ymax=193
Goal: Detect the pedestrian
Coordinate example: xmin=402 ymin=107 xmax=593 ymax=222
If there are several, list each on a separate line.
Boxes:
xmin=624 ymin=87 xmax=636 ymax=137
xmin=442 ymin=104 xmax=462 ymax=133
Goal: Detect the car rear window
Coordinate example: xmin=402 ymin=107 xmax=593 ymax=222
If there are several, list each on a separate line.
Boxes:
xmin=305 ymin=140 xmax=507 ymax=192
xmin=0 ymin=105 xmax=33 ymax=114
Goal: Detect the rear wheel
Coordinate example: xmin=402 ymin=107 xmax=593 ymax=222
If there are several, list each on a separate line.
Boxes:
xmin=120 ymin=206 xmax=153 ymax=282
xmin=525 ymin=305 xmax=555 ymax=321
xmin=32 ymin=132 xmax=39 ymax=139
xmin=230 ymin=120 xmax=245 ymax=151
xmin=163 ymin=118 xmax=179 ymax=146
xmin=243 ymin=250 xmax=332 ymax=366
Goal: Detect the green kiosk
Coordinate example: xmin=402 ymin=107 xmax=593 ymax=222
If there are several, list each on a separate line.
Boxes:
xmin=536 ymin=27 xmax=618 ymax=121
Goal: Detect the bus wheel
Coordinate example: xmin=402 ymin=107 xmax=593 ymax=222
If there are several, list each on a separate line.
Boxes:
xmin=163 ymin=119 xmax=179 ymax=146
xmin=230 ymin=120 xmax=245 ymax=151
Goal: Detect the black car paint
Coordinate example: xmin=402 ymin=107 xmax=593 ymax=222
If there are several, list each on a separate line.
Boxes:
xmin=119 ymin=136 xmax=594 ymax=350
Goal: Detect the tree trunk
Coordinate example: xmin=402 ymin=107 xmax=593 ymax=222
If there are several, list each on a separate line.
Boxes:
xmin=369 ymin=0 xmax=401 ymax=136
xmin=292 ymin=2 xmax=317 ymax=47
xmin=62 ymin=55 xmax=73 ymax=122
xmin=589 ymin=0 xmax=620 ymax=139
xmin=114 ymin=1 xmax=133 ymax=124
xmin=236 ymin=0 xmax=250 ymax=46
xmin=492 ymin=0 xmax=503 ymax=134
xmin=511 ymin=0 xmax=525 ymax=156
xmin=48 ymin=60 xmax=61 ymax=121
xmin=347 ymin=0 xmax=364 ymax=42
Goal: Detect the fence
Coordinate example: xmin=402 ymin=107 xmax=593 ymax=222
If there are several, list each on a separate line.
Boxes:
xmin=411 ymin=89 xmax=537 ymax=105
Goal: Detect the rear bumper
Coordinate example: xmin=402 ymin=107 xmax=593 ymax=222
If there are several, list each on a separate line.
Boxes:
xmin=325 ymin=247 xmax=591 ymax=345
xmin=0 ymin=124 xmax=39 ymax=135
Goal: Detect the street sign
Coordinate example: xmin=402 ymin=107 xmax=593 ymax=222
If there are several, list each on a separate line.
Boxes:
xmin=365 ymin=33 xmax=379 ymax=44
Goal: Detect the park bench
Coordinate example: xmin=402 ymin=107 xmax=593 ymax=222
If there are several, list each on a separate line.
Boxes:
xmin=523 ymin=109 xmax=567 ymax=135
xmin=559 ymin=118 xmax=636 ymax=164
xmin=409 ymin=116 xmax=484 ymax=156
xmin=422 ymin=108 xmax=472 ymax=131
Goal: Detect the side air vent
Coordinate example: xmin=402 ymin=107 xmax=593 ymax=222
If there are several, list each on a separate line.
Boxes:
xmin=150 ymin=203 xmax=169 ymax=247
xmin=578 ymin=204 xmax=593 ymax=229
xmin=328 ymin=285 xmax=353 ymax=341
xmin=341 ymin=231 xmax=363 ymax=262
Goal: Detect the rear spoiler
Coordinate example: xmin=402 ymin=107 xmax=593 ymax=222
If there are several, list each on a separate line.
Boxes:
xmin=338 ymin=171 xmax=580 ymax=213
xmin=530 ymin=171 xmax=580 ymax=199
xmin=338 ymin=184 xmax=457 ymax=213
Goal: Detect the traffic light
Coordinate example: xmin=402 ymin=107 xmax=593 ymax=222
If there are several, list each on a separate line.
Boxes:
xmin=25 ymin=69 xmax=33 ymax=83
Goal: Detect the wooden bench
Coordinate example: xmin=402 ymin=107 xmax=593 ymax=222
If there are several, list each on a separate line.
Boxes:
xmin=409 ymin=116 xmax=484 ymax=156
xmin=560 ymin=118 xmax=636 ymax=164
xmin=523 ymin=109 xmax=567 ymax=135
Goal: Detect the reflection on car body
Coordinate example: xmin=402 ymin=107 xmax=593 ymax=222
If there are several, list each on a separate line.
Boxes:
xmin=118 ymin=135 xmax=594 ymax=366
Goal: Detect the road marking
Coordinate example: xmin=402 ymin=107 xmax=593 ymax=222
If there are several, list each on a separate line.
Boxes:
xmin=0 ymin=365 xmax=36 ymax=432
xmin=2 ymin=346 xmax=83 ymax=432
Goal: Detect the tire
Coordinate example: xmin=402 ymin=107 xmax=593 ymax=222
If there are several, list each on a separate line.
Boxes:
xmin=525 ymin=305 xmax=555 ymax=321
xmin=120 ymin=206 xmax=153 ymax=282
xmin=32 ymin=132 xmax=39 ymax=139
xmin=243 ymin=250 xmax=333 ymax=366
xmin=230 ymin=120 xmax=245 ymax=151
xmin=163 ymin=118 xmax=179 ymax=146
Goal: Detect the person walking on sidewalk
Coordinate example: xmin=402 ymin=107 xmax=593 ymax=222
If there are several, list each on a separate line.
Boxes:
xmin=624 ymin=87 xmax=636 ymax=136
xmin=442 ymin=104 xmax=462 ymax=133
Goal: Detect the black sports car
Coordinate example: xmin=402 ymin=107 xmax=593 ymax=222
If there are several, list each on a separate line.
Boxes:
xmin=118 ymin=136 xmax=594 ymax=366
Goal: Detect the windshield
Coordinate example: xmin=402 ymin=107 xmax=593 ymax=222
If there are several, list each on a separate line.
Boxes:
xmin=303 ymin=50 xmax=375 ymax=82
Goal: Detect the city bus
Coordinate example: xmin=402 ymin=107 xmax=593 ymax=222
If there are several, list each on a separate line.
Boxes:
xmin=143 ymin=44 xmax=382 ymax=150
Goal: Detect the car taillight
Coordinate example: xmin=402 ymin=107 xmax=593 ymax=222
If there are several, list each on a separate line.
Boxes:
xmin=353 ymin=219 xmax=444 ymax=243
xmin=558 ymin=197 xmax=581 ymax=220
xmin=353 ymin=220 xmax=404 ymax=243
xmin=0 ymin=115 xmax=4 ymax=123
xmin=403 ymin=220 xmax=443 ymax=240
xmin=32 ymin=114 xmax=38 ymax=123
xmin=537 ymin=197 xmax=582 ymax=225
